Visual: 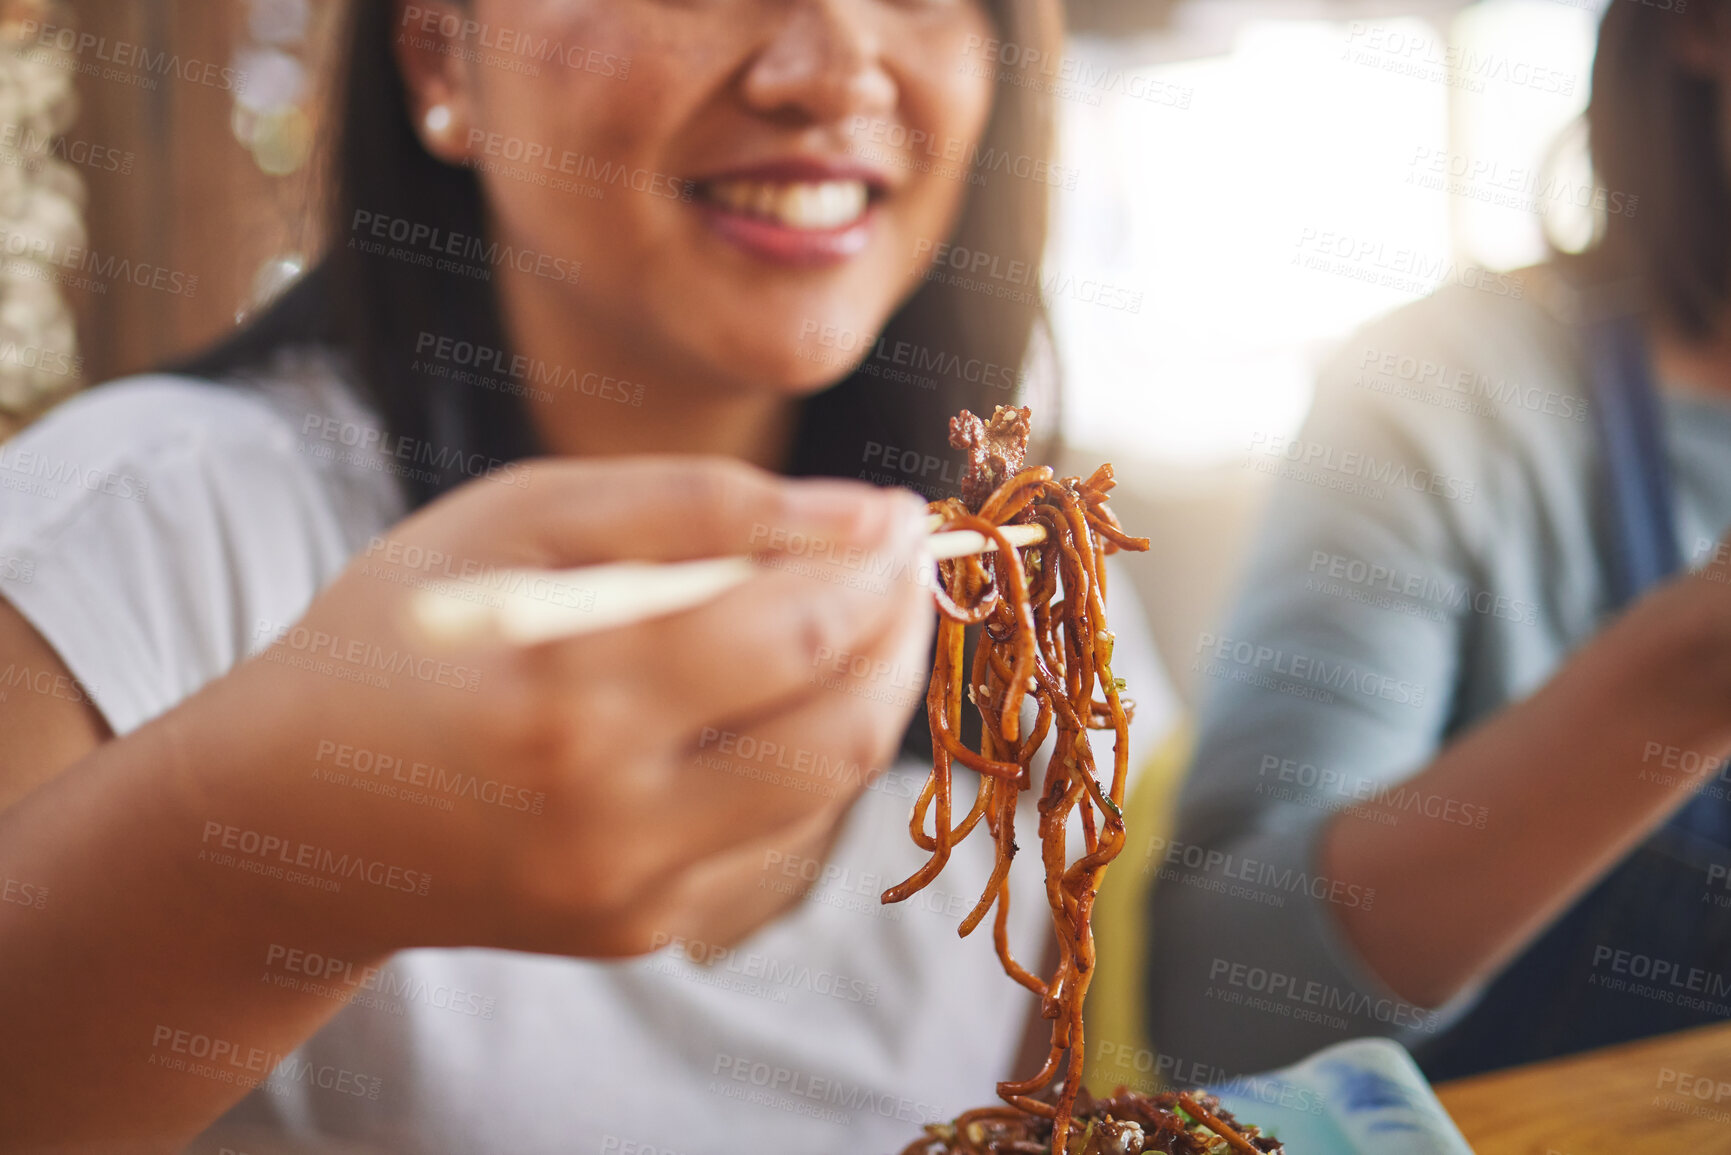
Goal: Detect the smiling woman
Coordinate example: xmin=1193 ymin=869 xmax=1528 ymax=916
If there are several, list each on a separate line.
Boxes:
xmin=0 ymin=2 xmax=1185 ymax=1154
xmin=188 ymin=0 xmax=1062 ymax=502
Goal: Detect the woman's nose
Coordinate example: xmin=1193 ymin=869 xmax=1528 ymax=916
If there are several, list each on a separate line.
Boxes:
xmin=740 ymin=0 xmax=898 ymax=125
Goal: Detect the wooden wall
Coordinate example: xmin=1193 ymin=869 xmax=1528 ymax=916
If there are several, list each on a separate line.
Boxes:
xmin=67 ymin=0 xmax=327 ymax=383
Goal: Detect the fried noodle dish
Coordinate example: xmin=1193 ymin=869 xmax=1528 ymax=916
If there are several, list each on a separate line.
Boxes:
xmin=885 ymin=408 xmax=1284 ymax=1155
xmin=903 ymin=1088 xmax=1285 ymax=1155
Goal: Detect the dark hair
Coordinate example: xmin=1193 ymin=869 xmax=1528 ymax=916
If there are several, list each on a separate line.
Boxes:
xmin=1573 ymin=0 xmax=1731 ymax=335
xmin=182 ymin=0 xmax=1063 ymax=508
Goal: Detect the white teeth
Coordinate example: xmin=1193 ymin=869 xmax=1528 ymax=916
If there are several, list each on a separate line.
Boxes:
xmin=705 ymin=179 xmax=870 ymax=230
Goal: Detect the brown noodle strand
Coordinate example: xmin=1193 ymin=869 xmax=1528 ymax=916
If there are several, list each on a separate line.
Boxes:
xmin=882 ymin=408 xmax=1150 ymax=1155
xmin=1176 ymin=1093 xmax=1263 ymax=1155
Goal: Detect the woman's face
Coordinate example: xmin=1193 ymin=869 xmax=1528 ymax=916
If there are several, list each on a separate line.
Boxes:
xmin=402 ymin=0 xmax=997 ymax=397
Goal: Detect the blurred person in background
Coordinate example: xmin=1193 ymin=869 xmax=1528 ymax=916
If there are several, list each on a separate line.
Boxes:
xmin=1149 ymin=0 xmax=1731 ymax=1082
xmin=0 ymin=1 xmax=1176 ymax=1151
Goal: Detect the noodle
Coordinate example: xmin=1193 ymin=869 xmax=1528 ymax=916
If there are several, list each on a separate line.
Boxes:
xmin=883 ymin=406 xmax=1152 ymax=1155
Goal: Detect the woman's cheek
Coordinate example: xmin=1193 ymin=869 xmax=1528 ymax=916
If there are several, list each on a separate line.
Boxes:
xmin=467 ymin=72 xmax=683 ymax=261
xmin=922 ymin=12 xmax=1000 ymax=131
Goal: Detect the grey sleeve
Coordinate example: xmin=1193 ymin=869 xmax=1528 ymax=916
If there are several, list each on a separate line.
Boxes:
xmin=1144 ymin=357 xmax=1496 ymax=1079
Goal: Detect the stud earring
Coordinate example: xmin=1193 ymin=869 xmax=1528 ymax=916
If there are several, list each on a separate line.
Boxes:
xmin=424 ymin=104 xmax=453 ymax=137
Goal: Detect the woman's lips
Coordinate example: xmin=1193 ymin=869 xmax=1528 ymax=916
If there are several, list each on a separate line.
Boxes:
xmin=694 ymin=178 xmax=877 ymax=268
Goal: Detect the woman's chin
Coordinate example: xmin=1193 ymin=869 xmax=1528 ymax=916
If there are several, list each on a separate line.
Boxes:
xmin=783 ymin=357 xmax=869 ymax=396
xmin=738 ymin=348 xmax=869 ymax=397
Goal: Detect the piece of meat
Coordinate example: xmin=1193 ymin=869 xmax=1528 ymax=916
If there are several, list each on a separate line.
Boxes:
xmin=950 ymin=405 xmax=1033 ymax=511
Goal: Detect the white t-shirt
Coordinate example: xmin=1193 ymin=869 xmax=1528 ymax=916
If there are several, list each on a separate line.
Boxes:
xmin=0 ymin=349 xmax=1177 ymax=1155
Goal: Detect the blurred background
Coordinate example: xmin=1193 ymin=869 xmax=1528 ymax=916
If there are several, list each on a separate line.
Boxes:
xmin=0 ymin=0 xmax=1608 ymax=703
xmin=1051 ymin=0 xmax=1601 ymax=702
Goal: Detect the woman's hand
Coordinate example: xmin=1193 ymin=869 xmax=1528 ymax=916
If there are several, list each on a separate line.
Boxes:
xmin=182 ymin=456 xmax=937 ymax=962
xmin=0 ymin=455 xmax=935 ymax=1150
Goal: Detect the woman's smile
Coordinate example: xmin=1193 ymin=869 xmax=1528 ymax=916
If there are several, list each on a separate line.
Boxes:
xmin=692 ymin=158 xmax=892 ymax=267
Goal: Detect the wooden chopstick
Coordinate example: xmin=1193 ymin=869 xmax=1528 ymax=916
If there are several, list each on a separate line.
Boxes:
xmin=408 ymin=519 xmax=1048 ymax=646
xmin=408 ymin=557 xmax=758 ymax=647
xmin=925 ymin=522 xmax=1045 ymax=561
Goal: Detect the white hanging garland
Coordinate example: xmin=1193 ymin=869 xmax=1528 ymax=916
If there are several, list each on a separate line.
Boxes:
xmin=0 ymin=0 xmax=84 ymax=432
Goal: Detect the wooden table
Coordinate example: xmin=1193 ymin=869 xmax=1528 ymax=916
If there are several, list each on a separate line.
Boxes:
xmin=1436 ymin=1021 xmax=1731 ymax=1153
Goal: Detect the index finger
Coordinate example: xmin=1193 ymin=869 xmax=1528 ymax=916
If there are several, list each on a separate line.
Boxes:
xmin=464 ymin=456 xmax=920 ymax=568
xmin=542 ymin=495 xmax=934 ymax=742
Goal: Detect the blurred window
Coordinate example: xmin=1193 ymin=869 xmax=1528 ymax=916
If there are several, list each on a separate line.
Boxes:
xmin=1049 ymin=0 xmax=1602 ymax=468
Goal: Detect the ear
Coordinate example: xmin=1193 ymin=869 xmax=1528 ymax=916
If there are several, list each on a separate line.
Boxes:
xmin=391 ymin=1 xmax=479 ymax=165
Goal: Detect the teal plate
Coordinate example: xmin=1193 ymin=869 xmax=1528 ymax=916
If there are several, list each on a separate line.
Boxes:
xmin=1208 ymin=1038 xmax=1475 ymax=1154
